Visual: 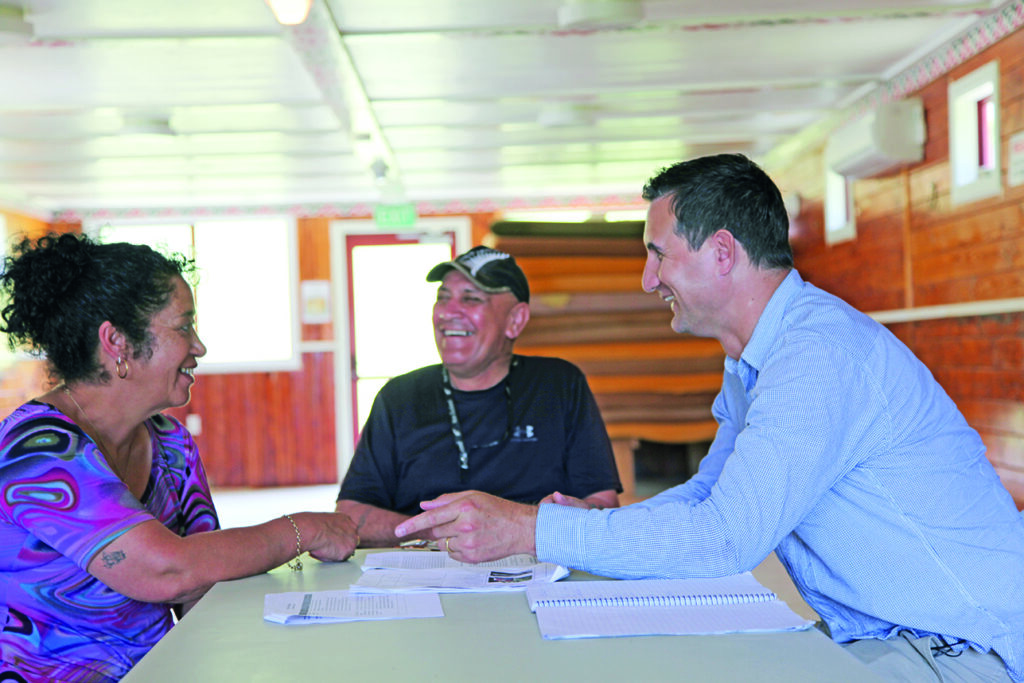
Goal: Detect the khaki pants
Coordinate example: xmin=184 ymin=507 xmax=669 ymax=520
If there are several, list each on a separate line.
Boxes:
xmin=842 ymin=630 xmax=1011 ymax=682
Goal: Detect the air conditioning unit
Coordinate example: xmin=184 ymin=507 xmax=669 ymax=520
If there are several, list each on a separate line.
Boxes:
xmin=825 ymin=98 xmax=925 ymax=179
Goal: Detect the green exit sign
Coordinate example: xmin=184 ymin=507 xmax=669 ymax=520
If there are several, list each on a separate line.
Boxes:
xmin=373 ymin=203 xmax=418 ymax=228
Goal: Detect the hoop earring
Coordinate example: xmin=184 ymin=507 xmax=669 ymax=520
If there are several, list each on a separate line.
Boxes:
xmin=115 ymin=355 xmax=128 ymax=379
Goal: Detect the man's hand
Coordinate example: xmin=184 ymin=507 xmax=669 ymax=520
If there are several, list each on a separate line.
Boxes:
xmin=394 ymin=491 xmax=538 ymax=563
xmin=538 ymin=491 xmax=592 ymax=508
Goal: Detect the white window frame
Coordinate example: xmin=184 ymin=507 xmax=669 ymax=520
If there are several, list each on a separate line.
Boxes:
xmin=824 ymin=167 xmax=856 ymax=244
xmin=84 ymin=216 xmax=301 ymax=374
xmin=949 ymin=60 xmax=1002 ymax=206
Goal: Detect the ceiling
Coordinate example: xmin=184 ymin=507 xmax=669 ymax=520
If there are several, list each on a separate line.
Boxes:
xmin=0 ymin=0 xmax=1006 ymax=217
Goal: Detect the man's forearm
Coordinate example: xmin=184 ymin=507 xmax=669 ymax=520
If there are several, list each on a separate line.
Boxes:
xmin=335 ymin=499 xmax=413 ymax=547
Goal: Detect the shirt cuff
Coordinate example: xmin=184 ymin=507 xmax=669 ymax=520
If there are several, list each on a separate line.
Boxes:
xmin=536 ymin=503 xmax=591 ymax=570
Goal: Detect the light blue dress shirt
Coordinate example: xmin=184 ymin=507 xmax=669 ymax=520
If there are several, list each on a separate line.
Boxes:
xmin=536 ymin=269 xmax=1024 ymax=681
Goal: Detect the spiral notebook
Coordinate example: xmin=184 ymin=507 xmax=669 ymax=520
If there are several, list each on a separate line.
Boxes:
xmin=525 ymin=572 xmax=813 ymax=639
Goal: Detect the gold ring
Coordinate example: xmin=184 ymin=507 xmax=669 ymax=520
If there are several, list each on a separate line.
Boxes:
xmin=445 ymin=537 xmax=452 ymax=553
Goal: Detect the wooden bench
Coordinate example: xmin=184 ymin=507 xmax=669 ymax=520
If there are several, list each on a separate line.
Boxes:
xmin=517 ymin=336 xmax=723 ymax=498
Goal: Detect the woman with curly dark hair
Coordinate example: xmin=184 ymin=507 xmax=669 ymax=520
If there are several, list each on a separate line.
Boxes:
xmin=0 ymin=233 xmax=358 ymax=682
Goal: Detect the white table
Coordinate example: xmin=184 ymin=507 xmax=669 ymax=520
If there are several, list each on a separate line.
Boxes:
xmin=123 ymin=551 xmax=884 ymax=682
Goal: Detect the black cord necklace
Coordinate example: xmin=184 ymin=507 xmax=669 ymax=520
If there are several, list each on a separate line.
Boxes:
xmin=441 ymin=356 xmax=518 ymax=471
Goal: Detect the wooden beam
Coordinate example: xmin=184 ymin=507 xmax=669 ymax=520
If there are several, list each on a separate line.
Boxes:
xmin=530 ymin=291 xmax=665 ymax=316
xmin=588 ymin=373 xmax=723 ymax=394
xmin=518 ymin=338 xmax=723 ymax=360
xmin=492 ymin=235 xmax=646 ymax=258
xmin=605 ymin=420 xmax=719 ymax=442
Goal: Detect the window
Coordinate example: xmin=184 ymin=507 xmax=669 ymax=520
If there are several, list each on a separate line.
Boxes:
xmin=977 ymin=94 xmax=996 ymax=169
xmin=949 ymin=60 xmax=1001 ymax=205
xmin=824 ymin=167 xmax=856 ymax=244
xmin=87 ymin=217 xmax=300 ymax=373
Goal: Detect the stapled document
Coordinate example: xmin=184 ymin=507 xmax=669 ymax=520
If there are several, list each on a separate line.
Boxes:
xmin=263 ymin=589 xmax=443 ymax=625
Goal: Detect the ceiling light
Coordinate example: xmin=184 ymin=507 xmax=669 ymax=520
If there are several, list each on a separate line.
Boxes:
xmin=265 ymin=0 xmax=313 ymax=26
xmin=370 ymin=157 xmax=389 ymax=182
xmin=604 ymin=209 xmax=647 ymax=222
xmin=502 ymin=210 xmax=594 ymax=223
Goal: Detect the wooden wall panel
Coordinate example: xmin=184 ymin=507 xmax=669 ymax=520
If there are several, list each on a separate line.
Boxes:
xmin=772 ymin=28 xmax=1024 ymax=508
xmin=518 ymin=255 xmax=646 ymax=278
xmin=166 ymin=351 xmax=337 ymax=488
xmin=298 ymin=217 xmax=333 ymax=343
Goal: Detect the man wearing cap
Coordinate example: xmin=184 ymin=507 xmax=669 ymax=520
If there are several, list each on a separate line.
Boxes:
xmin=335 ymin=246 xmax=621 ymax=547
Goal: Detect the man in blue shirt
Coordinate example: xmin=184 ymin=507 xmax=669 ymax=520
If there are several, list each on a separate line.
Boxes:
xmin=398 ymin=154 xmax=1024 ymax=681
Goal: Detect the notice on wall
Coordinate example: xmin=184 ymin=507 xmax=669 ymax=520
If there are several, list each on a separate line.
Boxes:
xmin=301 ymin=280 xmax=331 ymax=324
xmin=1008 ymin=131 xmax=1024 ymax=187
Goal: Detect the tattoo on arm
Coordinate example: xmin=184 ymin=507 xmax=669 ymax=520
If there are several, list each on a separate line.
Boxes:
xmin=101 ymin=549 xmax=126 ymax=569
xmin=356 ymin=510 xmax=369 ymax=533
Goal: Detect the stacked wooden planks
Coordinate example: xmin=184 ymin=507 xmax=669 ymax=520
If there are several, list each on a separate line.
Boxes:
xmin=491 ymin=228 xmax=723 ymax=499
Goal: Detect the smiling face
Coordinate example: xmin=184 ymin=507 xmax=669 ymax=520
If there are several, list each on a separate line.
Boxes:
xmin=131 ymin=276 xmax=207 ymax=414
xmin=641 ymin=194 xmax=722 ymax=338
xmin=432 ymin=270 xmax=528 ymax=390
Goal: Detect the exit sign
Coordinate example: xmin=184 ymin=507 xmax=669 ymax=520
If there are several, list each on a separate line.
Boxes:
xmin=373 ymin=203 xmax=418 ymax=228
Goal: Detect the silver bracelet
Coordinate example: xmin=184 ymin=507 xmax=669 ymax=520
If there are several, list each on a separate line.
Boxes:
xmin=283 ymin=514 xmax=303 ymax=571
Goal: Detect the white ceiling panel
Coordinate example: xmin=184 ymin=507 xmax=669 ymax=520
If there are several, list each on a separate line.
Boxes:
xmin=0 ymin=0 xmax=1009 ymax=215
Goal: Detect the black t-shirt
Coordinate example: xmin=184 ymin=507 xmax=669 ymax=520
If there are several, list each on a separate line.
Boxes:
xmin=338 ymin=355 xmax=621 ymax=516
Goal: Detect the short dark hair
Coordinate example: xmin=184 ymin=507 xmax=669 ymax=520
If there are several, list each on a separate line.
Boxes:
xmin=0 ymin=232 xmax=196 ymax=383
xmin=641 ymin=153 xmax=793 ymax=269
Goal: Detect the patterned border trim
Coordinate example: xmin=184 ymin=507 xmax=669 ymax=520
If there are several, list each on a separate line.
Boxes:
xmin=868 ymin=0 xmax=1023 ymax=110
xmin=765 ymin=0 xmax=1024 ymax=167
xmin=54 ymin=194 xmax=643 ymax=223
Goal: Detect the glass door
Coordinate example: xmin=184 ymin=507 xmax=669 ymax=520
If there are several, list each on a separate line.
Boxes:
xmin=345 ymin=232 xmax=455 ymax=442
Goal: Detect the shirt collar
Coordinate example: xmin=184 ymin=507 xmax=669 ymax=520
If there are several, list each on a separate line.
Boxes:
xmin=725 ymin=269 xmax=803 ymax=384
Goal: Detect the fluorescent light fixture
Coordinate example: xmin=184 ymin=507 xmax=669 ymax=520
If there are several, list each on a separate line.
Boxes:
xmin=501 ymin=210 xmax=593 ymax=223
xmin=265 ymin=0 xmax=313 ymax=26
xmin=603 ymin=209 xmax=647 ymax=222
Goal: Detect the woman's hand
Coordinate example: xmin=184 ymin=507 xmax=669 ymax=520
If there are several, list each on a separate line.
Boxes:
xmin=86 ymin=511 xmax=360 ymax=606
xmin=301 ymin=511 xmax=359 ymax=562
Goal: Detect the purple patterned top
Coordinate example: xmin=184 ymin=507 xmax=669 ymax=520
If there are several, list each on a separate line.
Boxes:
xmin=0 ymin=402 xmax=219 ymax=682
